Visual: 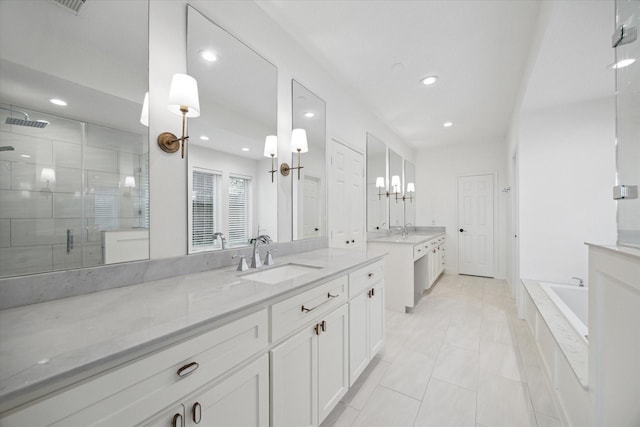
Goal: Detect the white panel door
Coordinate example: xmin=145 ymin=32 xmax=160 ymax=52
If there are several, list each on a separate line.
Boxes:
xmin=330 ymin=142 xmax=348 ymax=248
xmin=317 ymin=304 xmax=349 ymax=423
xmin=457 ymin=174 xmax=495 ymax=277
xmin=271 ymin=326 xmax=318 ymax=427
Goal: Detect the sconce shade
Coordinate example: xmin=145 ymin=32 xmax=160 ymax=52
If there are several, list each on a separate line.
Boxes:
xmin=406 ymin=182 xmax=415 ymax=193
xmin=167 ymin=74 xmax=200 ymax=117
xmin=290 ymin=128 xmax=308 ymax=153
xmin=264 ymin=135 xmax=278 ymax=157
xmin=391 ymin=175 xmax=401 ymax=192
xmin=40 ymin=168 xmax=56 ymax=183
xmin=124 ymin=176 xmax=136 ymax=188
xmin=140 ymin=92 xmax=149 ymax=127
xmin=376 ymin=177 xmax=385 ymax=188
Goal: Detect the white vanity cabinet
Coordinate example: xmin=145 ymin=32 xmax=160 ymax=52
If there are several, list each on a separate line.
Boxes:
xmin=347 ymin=261 xmax=385 ymax=385
xmin=271 ymin=304 xmax=349 ymax=427
xmin=427 ymin=237 xmax=446 ymax=287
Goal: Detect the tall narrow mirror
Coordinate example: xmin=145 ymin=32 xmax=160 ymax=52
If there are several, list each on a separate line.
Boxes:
xmin=186 ymin=6 xmax=277 ymax=253
xmin=404 ymin=160 xmax=416 ymax=226
xmin=388 ymin=149 xmax=403 ymax=228
xmin=0 ymin=1 xmax=149 ymax=278
xmin=366 ymin=133 xmax=388 ymax=231
xmin=291 ymin=80 xmax=326 ymax=240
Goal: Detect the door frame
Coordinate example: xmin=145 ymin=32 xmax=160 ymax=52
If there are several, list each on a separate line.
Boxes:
xmin=456 ymin=171 xmax=498 ymax=277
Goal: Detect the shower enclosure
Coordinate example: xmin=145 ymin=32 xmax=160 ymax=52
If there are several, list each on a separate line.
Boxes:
xmin=0 ymin=105 xmax=149 ymax=277
xmin=614 ymin=0 xmax=640 ymax=247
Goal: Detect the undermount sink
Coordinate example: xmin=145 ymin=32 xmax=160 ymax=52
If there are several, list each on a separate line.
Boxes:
xmin=239 ymin=263 xmax=323 ymax=284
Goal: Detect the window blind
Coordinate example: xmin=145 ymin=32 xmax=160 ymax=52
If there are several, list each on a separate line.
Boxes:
xmin=228 ymin=176 xmax=250 ymax=246
xmin=192 ymin=170 xmax=220 ymax=249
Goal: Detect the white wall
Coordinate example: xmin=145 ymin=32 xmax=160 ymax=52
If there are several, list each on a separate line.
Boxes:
xmin=148 ymin=0 xmax=413 ymax=259
xmin=415 ymin=140 xmax=509 ymax=278
xmin=519 ymin=97 xmax=616 ymax=283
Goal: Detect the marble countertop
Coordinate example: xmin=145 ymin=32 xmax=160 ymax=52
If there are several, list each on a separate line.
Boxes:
xmin=522 ymin=279 xmax=588 ymax=388
xmin=0 ymin=248 xmax=384 ymax=407
xmin=368 ymin=232 xmax=445 ymax=245
xmin=585 ymin=242 xmax=640 ymax=260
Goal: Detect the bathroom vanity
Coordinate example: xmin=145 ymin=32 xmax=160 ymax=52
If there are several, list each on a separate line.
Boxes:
xmin=0 ymin=249 xmax=385 ymax=427
xmin=368 ymin=232 xmax=445 ymax=312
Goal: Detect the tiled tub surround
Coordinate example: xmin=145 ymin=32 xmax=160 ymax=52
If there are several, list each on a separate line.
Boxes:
xmin=0 ymin=237 xmax=327 ymax=310
xmin=0 ymin=247 xmax=383 ymax=412
xmin=0 ymin=106 xmax=149 ymax=278
xmin=522 ymin=279 xmax=589 ymax=426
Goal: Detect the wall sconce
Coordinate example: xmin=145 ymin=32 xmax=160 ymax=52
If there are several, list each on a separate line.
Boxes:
xmin=40 ymin=167 xmax=56 ymax=186
xmin=404 ymin=182 xmax=415 ymax=203
xmin=157 ymin=74 xmax=200 ymax=159
xmin=280 ymin=128 xmax=308 ymax=180
xmin=140 ymin=92 xmax=149 ymax=127
xmin=123 ymin=176 xmax=136 ymax=195
xmin=391 ymin=175 xmax=402 ymax=202
xmin=376 ymin=176 xmax=386 ymax=199
xmin=264 ymin=135 xmax=278 ymax=183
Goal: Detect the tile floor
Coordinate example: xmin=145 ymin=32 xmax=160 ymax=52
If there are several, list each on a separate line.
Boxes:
xmin=321 ymin=274 xmax=567 ymax=427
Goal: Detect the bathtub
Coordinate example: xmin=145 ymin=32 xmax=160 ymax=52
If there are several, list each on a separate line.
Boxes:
xmin=540 ymin=282 xmax=588 ymax=341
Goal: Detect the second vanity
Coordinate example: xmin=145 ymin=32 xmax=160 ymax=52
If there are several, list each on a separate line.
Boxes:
xmin=368 ymin=232 xmax=445 ymax=312
xmin=0 ymin=248 xmax=385 ymax=427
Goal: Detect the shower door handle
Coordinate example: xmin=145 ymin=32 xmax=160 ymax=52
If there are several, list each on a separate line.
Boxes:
xmin=66 ymin=229 xmax=74 ymax=253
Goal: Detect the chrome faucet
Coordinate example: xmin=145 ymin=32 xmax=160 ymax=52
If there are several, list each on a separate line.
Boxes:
xmin=213 ymin=232 xmax=227 ymax=249
xmin=571 ymin=277 xmax=584 ymax=287
xmin=402 ymin=223 xmax=413 ymax=239
xmin=250 ymin=234 xmax=272 ymax=268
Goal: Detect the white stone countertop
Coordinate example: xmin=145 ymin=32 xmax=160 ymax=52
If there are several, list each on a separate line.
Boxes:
xmin=585 ymin=242 xmax=640 ymax=260
xmin=368 ymin=232 xmax=445 ymax=245
xmin=522 ymin=279 xmax=588 ymax=388
xmin=0 ymin=248 xmax=385 ymax=407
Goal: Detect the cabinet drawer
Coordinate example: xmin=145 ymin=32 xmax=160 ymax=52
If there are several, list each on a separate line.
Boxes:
xmin=413 ymin=243 xmax=428 ymax=260
xmin=348 ymin=260 xmax=383 ymax=297
xmin=271 ymin=276 xmax=347 ymax=342
xmin=6 ymin=309 xmax=269 ymax=427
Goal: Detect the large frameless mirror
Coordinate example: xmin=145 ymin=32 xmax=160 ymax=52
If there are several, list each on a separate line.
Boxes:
xmin=0 ymin=0 xmax=149 ymax=278
xmin=388 ymin=148 xmax=403 ymax=228
xmin=366 ymin=133 xmax=388 ymax=231
xmin=291 ymin=80 xmax=326 ymax=240
xmin=186 ymin=6 xmax=278 ymax=253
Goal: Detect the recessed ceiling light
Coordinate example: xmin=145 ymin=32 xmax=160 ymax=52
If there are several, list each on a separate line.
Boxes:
xmin=241 ymin=147 xmax=250 ymax=152
xmin=200 ymin=50 xmax=217 ymax=62
xmin=304 ymin=112 xmax=314 ymax=118
xmin=20 ymin=154 xmax=31 ymax=158
xmin=421 ymin=76 xmax=439 ymax=86
xmin=443 ymin=121 xmax=453 ymax=127
xmin=50 ymin=98 xmax=67 ymax=106
xmin=200 ymin=135 xmax=209 ymax=141
xmin=612 ymin=58 xmax=635 ymax=69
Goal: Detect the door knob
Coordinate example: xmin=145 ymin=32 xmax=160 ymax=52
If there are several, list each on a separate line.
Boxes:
xmin=459 ymin=228 xmax=464 ymax=232
xmin=315 ymin=227 xmax=319 ymax=231
xmin=346 ymin=241 xmax=350 ymax=244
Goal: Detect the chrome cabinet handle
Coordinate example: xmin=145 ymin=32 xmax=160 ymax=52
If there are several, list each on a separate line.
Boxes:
xmin=172 ymin=413 xmax=184 ymax=427
xmin=177 ymin=361 xmax=199 ymax=378
xmin=192 ymin=402 xmax=202 ymax=424
xmin=301 ymin=292 xmax=339 ymax=313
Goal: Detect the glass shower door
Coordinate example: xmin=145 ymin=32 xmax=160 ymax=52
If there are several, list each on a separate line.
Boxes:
xmin=615 ymin=0 xmax=640 ymax=247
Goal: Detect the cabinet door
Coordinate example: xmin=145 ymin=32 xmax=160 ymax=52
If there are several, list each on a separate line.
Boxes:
xmin=348 ymin=292 xmax=369 ymax=386
xmin=182 ymin=355 xmax=269 ymax=427
xmin=271 ymin=325 xmax=318 ymax=427
xmin=318 ymin=304 xmax=349 ymax=423
xmin=138 ymin=404 xmax=185 ymax=427
xmin=368 ymin=283 xmax=385 ymax=357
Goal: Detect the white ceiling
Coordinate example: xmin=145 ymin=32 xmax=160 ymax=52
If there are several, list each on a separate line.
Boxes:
xmin=257 ymin=0 xmax=614 ymax=149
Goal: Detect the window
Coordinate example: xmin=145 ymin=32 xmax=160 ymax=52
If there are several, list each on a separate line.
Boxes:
xmin=228 ymin=176 xmax=250 ymax=247
xmin=192 ymin=170 xmax=220 ymax=250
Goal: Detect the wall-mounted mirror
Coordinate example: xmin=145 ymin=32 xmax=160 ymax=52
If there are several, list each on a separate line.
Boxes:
xmin=366 ymin=133 xmax=388 ymax=231
xmin=186 ymin=6 xmax=277 ymax=253
xmin=291 ymin=80 xmax=326 ymax=240
xmin=404 ymin=160 xmax=416 ymax=226
xmin=388 ymin=149 xmax=403 ymax=228
xmin=0 ymin=1 xmax=149 ymax=278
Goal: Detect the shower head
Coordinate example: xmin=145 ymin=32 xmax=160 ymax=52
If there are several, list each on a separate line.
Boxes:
xmin=0 ymin=107 xmax=49 ymax=128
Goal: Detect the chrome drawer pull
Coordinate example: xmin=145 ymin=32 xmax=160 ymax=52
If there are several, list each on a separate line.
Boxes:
xmin=192 ymin=402 xmax=202 ymax=424
xmin=177 ymin=361 xmax=199 ymax=378
xmin=301 ymin=292 xmax=339 ymax=313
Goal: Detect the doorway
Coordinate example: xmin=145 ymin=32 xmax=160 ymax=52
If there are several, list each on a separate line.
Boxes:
xmin=457 ymin=173 xmax=495 ymax=277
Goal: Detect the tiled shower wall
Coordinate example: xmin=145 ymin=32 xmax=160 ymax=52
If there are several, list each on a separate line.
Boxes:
xmin=0 ymin=106 xmax=149 ymax=278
